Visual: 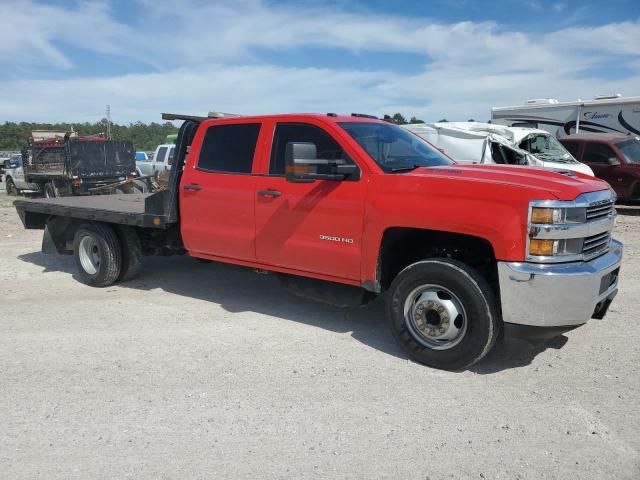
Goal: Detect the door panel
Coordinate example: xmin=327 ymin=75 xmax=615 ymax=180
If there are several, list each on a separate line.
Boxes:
xmin=255 ymin=122 xmax=366 ymax=280
xmin=180 ymin=122 xmax=262 ymax=261
xmin=582 ymin=142 xmax=621 ymax=194
xmin=181 ymin=173 xmax=258 ymax=260
xmin=255 ymin=178 xmax=366 ymax=279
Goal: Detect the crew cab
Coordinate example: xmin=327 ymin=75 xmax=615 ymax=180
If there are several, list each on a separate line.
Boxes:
xmin=13 ymin=113 xmax=623 ymax=370
xmin=559 ymin=133 xmax=640 ymax=201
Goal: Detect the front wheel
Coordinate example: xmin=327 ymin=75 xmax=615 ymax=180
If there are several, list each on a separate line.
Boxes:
xmin=387 ymin=259 xmax=501 ymax=371
xmin=73 ymin=223 xmax=122 ymax=287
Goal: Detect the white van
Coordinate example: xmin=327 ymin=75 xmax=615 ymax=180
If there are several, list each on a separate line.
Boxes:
xmin=403 ymin=122 xmax=594 ymax=176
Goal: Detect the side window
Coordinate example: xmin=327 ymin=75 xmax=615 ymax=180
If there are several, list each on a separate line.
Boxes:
xmin=155 ymin=147 xmax=167 ymax=163
xmin=167 ymin=146 xmax=175 ymax=166
xmin=198 ymin=123 xmax=261 ymax=173
xmin=270 ymin=123 xmax=352 ymax=175
xmin=562 ymin=142 xmax=580 ymax=159
xmin=583 ymin=143 xmax=616 ymax=164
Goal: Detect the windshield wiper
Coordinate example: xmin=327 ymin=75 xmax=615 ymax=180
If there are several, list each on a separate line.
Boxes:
xmin=388 ymin=164 xmax=423 ymax=173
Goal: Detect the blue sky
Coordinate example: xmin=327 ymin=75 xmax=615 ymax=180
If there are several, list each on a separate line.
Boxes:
xmin=1 ymin=0 xmax=639 ymax=123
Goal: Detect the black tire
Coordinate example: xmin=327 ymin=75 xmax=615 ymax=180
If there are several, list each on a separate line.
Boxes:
xmin=6 ymin=177 xmax=17 ymax=195
xmin=73 ymin=223 xmax=122 ymax=287
xmin=44 ymin=182 xmax=56 ymax=198
xmin=387 ymin=258 xmax=500 ymax=371
xmin=116 ymin=226 xmax=143 ymax=282
xmin=133 ymin=179 xmax=148 ymax=193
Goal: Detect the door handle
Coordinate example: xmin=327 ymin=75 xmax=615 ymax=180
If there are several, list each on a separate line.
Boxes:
xmin=183 ymin=184 xmax=202 ymax=191
xmin=257 ymin=189 xmax=281 ymax=198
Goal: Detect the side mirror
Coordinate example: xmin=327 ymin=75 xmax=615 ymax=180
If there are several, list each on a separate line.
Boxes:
xmin=285 ymin=142 xmax=357 ymax=183
xmin=607 ymin=156 xmax=620 ymax=166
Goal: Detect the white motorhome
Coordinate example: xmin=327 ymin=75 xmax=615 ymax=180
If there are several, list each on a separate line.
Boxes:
xmin=492 ymin=94 xmax=640 ymax=138
xmin=403 ymin=122 xmax=594 ymax=176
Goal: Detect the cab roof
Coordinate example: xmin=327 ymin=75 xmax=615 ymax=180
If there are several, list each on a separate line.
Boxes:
xmin=162 ymin=112 xmax=385 ymax=125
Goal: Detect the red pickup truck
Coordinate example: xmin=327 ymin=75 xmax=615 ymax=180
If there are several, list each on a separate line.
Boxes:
xmin=14 ymin=112 xmax=623 ymax=370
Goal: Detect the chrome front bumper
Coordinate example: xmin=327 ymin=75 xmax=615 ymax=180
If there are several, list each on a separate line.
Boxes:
xmin=498 ymin=240 xmax=623 ymax=328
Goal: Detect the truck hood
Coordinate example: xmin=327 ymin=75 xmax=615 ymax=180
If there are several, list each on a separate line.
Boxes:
xmin=408 ymin=164 xmax=610 ymax=200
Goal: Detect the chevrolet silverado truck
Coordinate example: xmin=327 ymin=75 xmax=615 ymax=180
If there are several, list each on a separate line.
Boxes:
xmin=13 ymin=112 xmax=623 ymax=370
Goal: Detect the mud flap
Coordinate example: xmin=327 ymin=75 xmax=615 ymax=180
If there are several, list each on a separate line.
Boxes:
xmin=42 ymin=217 xmax=75 ymax=255
xmin=41 ymin=226 xmax=58 ymax=254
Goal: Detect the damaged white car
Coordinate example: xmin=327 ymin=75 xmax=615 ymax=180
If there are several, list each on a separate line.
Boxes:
xmin=402 ymin=122 xmax=594 ymax=176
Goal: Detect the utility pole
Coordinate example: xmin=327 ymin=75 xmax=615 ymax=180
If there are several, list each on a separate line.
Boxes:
xmin=106 ymin=104 xmax=112 ymax=140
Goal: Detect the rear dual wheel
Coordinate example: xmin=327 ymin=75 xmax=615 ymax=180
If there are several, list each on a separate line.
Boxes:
xmin=73 ymin=223 xmax=142 ymax=287
xmin=387 ymin=259 xmax=501 ymax=371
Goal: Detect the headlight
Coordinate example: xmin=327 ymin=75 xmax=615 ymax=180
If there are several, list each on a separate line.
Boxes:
xmin=527 ymin=192 xmax=615 ymax=263
xmin=530 ymin=206 xmax=586 ymax=224
xmin=529 ymin=238 xmax=584 ymax=256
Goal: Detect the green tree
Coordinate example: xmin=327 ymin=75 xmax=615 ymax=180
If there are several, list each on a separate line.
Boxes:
xmin=391 ymin=113 xmax=407 ymax=125
xmin=0 ymin=120 xmax=178 ymax=151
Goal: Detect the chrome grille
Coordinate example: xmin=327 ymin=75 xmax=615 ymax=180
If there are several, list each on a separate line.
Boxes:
xmin=586 ymin=200 xmax=614 ymax=221
xmin=583 ymin=232 xmax=611 ymax=259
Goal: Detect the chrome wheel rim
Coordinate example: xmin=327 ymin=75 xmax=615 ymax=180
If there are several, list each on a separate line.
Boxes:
xmin=403 ymin=284 xmax=467 ymax=350
xmin=78 ymin=236 xmax=100 ymax=276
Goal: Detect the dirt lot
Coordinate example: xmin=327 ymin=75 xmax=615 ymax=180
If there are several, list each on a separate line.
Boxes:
xmin=1 ymin=183 xmax=639 ymax=479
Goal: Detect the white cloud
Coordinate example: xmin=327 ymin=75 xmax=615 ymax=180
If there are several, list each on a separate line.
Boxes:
xmin=0 ymin=0 xmax=638 ymax=123
xmin=0 ymin=0 xmax=137 ymax=69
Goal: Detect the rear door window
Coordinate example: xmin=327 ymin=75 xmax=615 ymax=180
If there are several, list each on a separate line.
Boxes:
xmin=155 ymin=147 xmax=168 ymax=164
xmin=197 ymin=123 xmax=261 ymax=173
xmin=583 ymin=143 xmax=616 ymax=164
xmin=168 ymin=146 xmax=175 ymax=166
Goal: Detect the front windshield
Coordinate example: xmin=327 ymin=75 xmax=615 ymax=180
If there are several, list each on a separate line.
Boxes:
xmin=339 ymin=122 xmax=453 ymax=172
xmin=617 ymin=138 xmax=640 ymax=164
xmin=519 ymin=134 xmax=577 ymax=164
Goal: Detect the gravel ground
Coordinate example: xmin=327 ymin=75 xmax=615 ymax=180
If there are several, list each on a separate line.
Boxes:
xmin=1 ymin=184 xmax=639 ymax=479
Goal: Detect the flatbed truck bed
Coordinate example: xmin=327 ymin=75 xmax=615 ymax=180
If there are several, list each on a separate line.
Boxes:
xmin=14 ymin=190 xmax=175 ymax=229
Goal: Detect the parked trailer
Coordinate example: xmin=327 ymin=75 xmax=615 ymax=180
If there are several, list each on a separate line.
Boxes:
xmin=492 ymin=94 xmax=640 ymax=138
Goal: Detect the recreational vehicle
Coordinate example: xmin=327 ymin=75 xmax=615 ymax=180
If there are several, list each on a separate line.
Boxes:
xmin=491 ymin=94 xmax=640 ymax=138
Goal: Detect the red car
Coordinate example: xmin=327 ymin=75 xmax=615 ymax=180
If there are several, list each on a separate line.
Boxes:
xmin=560 ymin=133 xmax=640 ymax=201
